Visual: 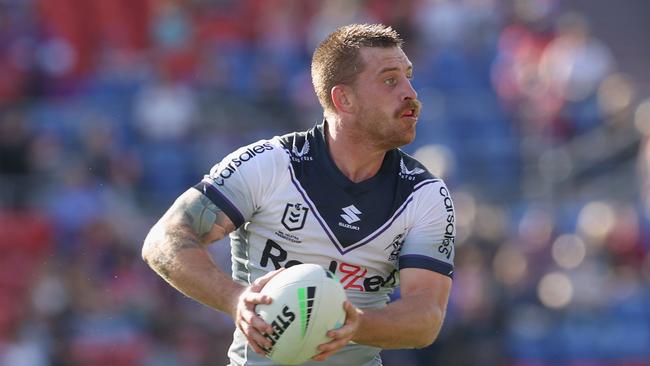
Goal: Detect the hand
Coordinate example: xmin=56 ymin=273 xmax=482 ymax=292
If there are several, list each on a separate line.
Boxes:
xmin=234 ymin=268 xmax=285 ymax=355
xmin=312 ymin=300 xmax=361 ymax=361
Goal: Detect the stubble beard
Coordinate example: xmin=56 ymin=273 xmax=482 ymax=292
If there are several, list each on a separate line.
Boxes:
xmin=355 ymin=110 xmax=408 ymax=151
xmin=356 ymin=99 xmax=421 ymax=150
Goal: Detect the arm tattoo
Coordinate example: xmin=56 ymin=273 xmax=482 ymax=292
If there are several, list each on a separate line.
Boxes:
xmin=183 ymin=194 xmax=222 ymax=237
xmin=144 ymin=189 xmax=233 ymax=281
xmin=145 ymin=225 xmax=198 ymax=281
xmin=166 ymin=190 xmax=231 ymax=241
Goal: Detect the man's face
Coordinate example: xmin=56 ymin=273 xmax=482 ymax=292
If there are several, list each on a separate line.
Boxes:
xmin=349 ymin=46 xmax=421 ymax=150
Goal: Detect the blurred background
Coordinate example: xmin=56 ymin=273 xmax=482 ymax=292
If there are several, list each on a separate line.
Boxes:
xmin=1 ymin=0 xmax=650 ymax=365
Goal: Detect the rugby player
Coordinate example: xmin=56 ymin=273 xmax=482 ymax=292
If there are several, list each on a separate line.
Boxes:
xmin=143 ymin=23 xmax=455 ymax=365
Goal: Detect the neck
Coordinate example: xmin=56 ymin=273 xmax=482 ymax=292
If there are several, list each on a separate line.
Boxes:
xmin=324 ymin=118 xmax=387 ymax=183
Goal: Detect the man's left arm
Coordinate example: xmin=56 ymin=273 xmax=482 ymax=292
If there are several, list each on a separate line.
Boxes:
xmin=313 ymin=179 xmax=455 ymax=360
xmin=313 ymin=268 xmax=451 ymax=360
xmin=352 ymin=268 xmax=451 ymax=348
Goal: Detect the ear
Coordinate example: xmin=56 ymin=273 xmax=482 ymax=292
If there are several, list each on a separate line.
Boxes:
xmin=331 ymin=85 xmax=356 ymax=114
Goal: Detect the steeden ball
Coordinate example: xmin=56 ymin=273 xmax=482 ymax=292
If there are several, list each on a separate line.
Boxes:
xmin=255 ymin=263 xmax=347 ymax=365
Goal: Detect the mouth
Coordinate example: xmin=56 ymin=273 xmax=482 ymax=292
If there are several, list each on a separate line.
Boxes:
xmin=401 ymin=108 xmax=417 ymax=119
xmin=397 ymin=99 xmax=422 ymax=121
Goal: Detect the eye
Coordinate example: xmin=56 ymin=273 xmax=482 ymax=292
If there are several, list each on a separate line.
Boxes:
xmin=384 ymin=77 xmax=396 ymax=86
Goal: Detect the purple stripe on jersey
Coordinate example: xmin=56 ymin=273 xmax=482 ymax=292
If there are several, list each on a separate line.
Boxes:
xmin=340 ymin=179 xmax=440 ymax=254
xmin=340 ymin=196 xmax=413 ymax=254
xmin=193 ymin=181 xmax=245 ymax=227
xmin=287 ymin=165 xmax=344 ymax=253
xmin=399 ymin=254 xmax=454 ymax=278
xmin=413 ymin=178 xmax=440 ymax=192
xmin=288 ymin=166 xmax=444 ymax=255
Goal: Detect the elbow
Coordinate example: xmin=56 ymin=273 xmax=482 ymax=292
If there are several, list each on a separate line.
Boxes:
xmin=415 ymin=332 xmax=437 ymax=349
xmin=414 ymin=307 xmax=445 ymax=349
xmin=142 ymin=228 xmax=164 ymax=272
xmin=141 ymin=231 xmax=156 ymax=265
xmin=413 ymin=333 xmax=436 ymax=349
xmin=141 ymin=233 xmax=173 ymax=281
xmin=141 ymin=238 xmax=154 ymax=266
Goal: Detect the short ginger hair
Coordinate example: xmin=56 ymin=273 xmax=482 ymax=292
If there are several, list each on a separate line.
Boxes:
xmin=311 ymin=23 xmax=403 ymax=112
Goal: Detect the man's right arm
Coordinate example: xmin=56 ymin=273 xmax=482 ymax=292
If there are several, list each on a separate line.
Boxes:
xmin=141 ymin=187 xmax=278 ymax=354
xmin=142 ymin=187 xmax=242 ymax=315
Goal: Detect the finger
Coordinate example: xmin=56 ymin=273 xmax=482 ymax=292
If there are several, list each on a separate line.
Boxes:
xmin=327 ymin=317 xmax=356 ymax=339
xmin=248 ymin=338 xmax=268 ymax=356
xmin=317 ymin=323 xmax=354 ymax=353
xmin=241 ymin=310 xmax=274 ymax=335
xmin=251 ymin=268 xmax=286 ymax=291
xmin=316 ymin=337 xmax=350 ymax=353
xmin=312 ymin=302 xmax=358 ymax=361
xmin=237 ymin=312 xmax=273 ymax=337
xmin=342 ymin=301 xmax=360 ymax=323
xmin=326 ymin=302 xmax=359 ymax=338
xmin=242 ymin=292 xmax=272 ymax=306
xmin=312 ymin=349 xmax=338 ymax=361
xmin=326 ymin=326 xmax=353 ymax=341
xmin=241 ymin=322 xmax=274 ymax=354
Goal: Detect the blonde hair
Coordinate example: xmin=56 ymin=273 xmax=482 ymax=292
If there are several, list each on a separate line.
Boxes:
xmin=311 ymin=24 xmax=403 ymax=112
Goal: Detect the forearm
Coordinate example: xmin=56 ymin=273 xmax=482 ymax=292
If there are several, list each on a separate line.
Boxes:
xmin=353 ymin=292 xmax=445 ymax=349
xmin=143 ymin=222 xmax=242 ymax=317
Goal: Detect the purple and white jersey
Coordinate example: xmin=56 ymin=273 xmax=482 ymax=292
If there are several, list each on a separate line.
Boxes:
xmin=194 ymin=122 xmax=455 ymax=366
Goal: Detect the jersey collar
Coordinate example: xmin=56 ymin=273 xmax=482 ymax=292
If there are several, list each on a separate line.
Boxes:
xmin=314 ymin=121 xmax=396 ymax=194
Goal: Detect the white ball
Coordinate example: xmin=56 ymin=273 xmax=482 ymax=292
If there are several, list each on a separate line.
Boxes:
xmin=255 ymin=264 xmax=347 ymax=365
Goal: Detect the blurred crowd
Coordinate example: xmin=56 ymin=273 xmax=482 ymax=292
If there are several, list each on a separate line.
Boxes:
xmin=1 ymin=0 xmax=649 ymax=365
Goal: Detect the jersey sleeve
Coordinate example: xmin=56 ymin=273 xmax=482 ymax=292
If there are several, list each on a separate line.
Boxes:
xmin=399 ymin=180 xmax=456 ymax=278
xmin=193 ymin=139 xmax=285 ymax=228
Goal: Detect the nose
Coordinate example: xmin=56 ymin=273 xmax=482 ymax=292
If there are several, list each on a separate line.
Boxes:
xmin=403 ymin=78 xmax=417 ymax=100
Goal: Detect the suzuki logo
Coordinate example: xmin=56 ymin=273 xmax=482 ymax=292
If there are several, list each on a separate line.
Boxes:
xmin=340 ymin=205 xmax=362 ymax=224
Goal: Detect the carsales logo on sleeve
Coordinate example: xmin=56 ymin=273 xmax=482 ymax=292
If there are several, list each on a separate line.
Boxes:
xmin=211 ymin=142 xmax=274 ymax=186
xmin=437 ymin=186 xmax=455 ymax=260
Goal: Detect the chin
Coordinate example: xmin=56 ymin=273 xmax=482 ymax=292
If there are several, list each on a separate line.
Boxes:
xmin=389 ymin=132 xmax=416 ymax=149
xmin=401 ymin=134 xmax=416 ymax=147
xmin=402 ymin=125 xmax=417 ymax=144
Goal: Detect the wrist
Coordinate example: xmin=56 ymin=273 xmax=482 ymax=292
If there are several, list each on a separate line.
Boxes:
xmin=226 ymin=283 xmax=246 ymax=318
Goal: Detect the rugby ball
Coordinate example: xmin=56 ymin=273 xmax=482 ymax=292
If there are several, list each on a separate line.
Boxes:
xmin=255 ymin=264 xmax=347 ymax=365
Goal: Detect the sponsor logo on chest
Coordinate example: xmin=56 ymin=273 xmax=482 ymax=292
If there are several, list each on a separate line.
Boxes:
xmin=290 ymin=140 xmax=313 ymax=162
xmin=398 ymin=158 xmax=425 ymax=181
xmin=339 ymin=205 xmax=361 ymax=230
xmin=260 ymin=239 xmax=398 ymax=292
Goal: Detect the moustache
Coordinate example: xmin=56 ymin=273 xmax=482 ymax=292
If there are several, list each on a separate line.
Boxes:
xmin=396 ymin=99 xmax=422 ymax=118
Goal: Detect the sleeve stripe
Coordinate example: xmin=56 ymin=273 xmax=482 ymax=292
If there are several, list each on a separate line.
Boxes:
xmin=399 ymin=254 xmax=454 ymax=278
xmin=193 ymin=181 xmax=245 ymax=228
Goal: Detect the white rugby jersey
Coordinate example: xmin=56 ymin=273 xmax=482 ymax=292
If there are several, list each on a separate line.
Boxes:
xmin=194 ymin=122 xmax=456 ymax=366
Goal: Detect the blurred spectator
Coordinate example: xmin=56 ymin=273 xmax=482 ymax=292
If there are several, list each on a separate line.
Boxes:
xmin=0 ymin=110 xmax=34 ymax=208
xmin=539 ymin=13 xmax=613 ymax=105
xmin=133 ymin=73 xmax=198 ymax=142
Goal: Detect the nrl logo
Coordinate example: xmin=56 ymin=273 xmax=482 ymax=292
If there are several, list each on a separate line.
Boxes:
xmin=399 ymin=158 xmax=425 ymax=180
xmin=291 ymin=140 xmax=313 ymax=161
xmin=281 ymin=203 xmax=309 ymax=231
